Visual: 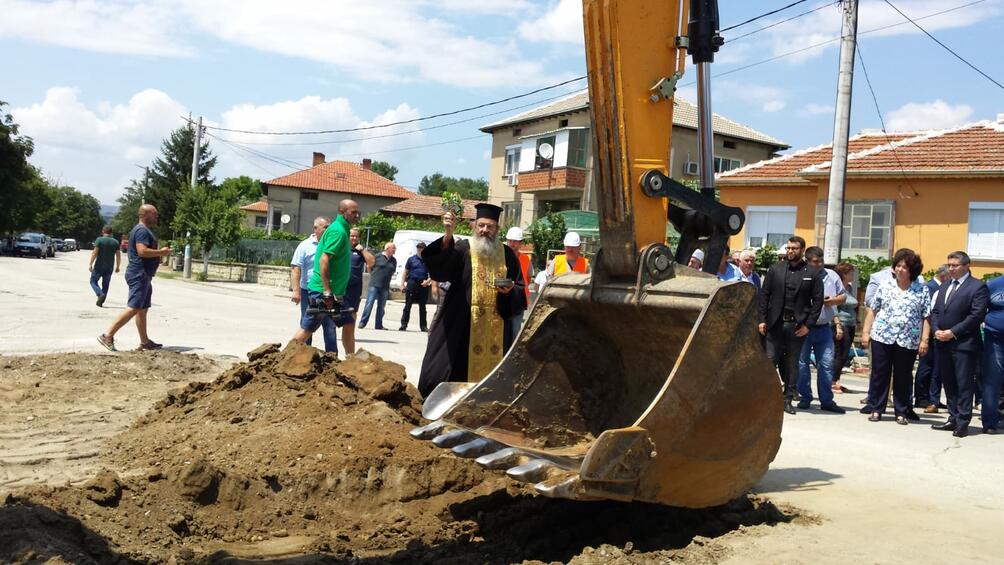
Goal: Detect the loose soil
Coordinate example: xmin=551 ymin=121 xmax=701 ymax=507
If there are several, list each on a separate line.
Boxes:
xmin=1 ymin=344 xmax=812 ymax=564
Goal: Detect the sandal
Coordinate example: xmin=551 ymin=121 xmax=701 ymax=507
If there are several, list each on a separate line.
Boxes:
xmin=97 ymin=334 xmax=117 ymax=352
xmin=896 ymin=416 xmax=908 ymax=426
xmin=868 ymin=413 xmax=881 ymax=422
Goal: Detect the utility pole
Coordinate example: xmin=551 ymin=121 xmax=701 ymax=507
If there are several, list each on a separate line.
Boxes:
xmin=823 ymin=0 xmax=858 ymax=265
xmin=184 ymin=116 xmax=203 ymax=279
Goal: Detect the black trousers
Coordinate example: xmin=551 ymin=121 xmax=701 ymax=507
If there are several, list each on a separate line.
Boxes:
xmin=867 ymin=340 xmax=918 ymax=416
xmin=936 ymin=342 xmax=978 ymax=427
xmin=766 ymin=321 xmax=806 ymax=402
xmin=913 ymin=335 xmax=941 ymax=406
xmin=401 ymin=280 xmax=429 ymax=330
xmin=832 ymin=324 xmax=856 ymax=381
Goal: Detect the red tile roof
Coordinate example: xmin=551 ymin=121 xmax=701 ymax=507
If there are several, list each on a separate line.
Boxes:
xmin=240 ymin=200 xmax=268 ymax=213
xmin=381 ymin=194 xmax=479 ymax=220
xmin=806 ymin=122 xmax=1004 ymax=174
xmin=719 ymin=122 xmax=1004 ymax=183
xmin=718 ymin=131 xmax=920 ymax=183
xmin=264 ymin=160 xmax=415 ymax=199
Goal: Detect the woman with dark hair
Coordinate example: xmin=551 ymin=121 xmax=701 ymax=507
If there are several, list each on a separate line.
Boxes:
xmin=832 ymin=262 xmax=858 ymax=392
xmin=861 ymin=249 xmax=931 ymax=424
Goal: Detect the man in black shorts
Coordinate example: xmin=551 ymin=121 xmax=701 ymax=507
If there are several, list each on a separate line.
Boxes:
xmin=337 ymin=227 xmax=374 ymax=356
xmin=97 ymin=204 xmax=172 ymax=351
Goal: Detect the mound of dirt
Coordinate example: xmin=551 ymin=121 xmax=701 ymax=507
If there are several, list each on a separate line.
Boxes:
xmin=3 ymin=343 xmax=811 ymax=564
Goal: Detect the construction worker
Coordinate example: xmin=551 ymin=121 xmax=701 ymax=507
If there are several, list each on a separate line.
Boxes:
xmin=547 ymin=231 xmax=590 ymax=278
xmin=506 ymin=226 xmax=533 ymax=342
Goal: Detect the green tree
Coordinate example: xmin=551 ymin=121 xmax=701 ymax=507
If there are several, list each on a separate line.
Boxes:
xmin=220 ymin=175 xmax=262 ymax=204
xmin=526 ymin=205 xmax=567 ymax=270
xmin=370 ymin=160 xmax=398 ymax=181
xmin=417 ymin=172 xmax=488 ymax=200
xmin=145 ymin=124 xmax=217 ymax=240
xmin=35 ymin=184 xmax=104 ymax=243
xmin=845 ymin=255 xmax=892 ymax=291
xmin=172 ymin=183 xmax=243 ymax=277
xmin=755 ymin=243 xmax=780 ymax=275
xmin=0 ymin=101 xmax=43 ymax=234
xmin=356 ymin=211 xmax=471 ymax=250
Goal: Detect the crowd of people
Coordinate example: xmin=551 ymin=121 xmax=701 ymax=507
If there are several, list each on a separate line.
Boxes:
xmin=96 ymin=203 xmax=1004 ymax=437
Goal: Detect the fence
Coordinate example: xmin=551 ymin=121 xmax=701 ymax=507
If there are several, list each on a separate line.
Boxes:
xmin=207 ymin=239 xmax=300 ymax=266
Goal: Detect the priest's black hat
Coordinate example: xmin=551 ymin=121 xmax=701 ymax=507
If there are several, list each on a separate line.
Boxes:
xmin=474 ymin=203 xmax=503 ymax=222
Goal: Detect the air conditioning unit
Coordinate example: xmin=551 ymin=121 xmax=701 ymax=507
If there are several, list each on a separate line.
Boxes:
xmin=684 ymin=161 xmax=700 ymax=176
xmin=507 ymin=173 xmax=519 ymax=186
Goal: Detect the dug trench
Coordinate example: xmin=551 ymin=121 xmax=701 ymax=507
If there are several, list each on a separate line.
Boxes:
xmin=1 ymin=343 xmax=816 ymax=564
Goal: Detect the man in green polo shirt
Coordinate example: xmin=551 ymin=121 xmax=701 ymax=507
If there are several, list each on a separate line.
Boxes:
xmin=292 ymin=199 xmax=361 ymax=350
xmin=89 ymin=225 xmax=121 ymax=307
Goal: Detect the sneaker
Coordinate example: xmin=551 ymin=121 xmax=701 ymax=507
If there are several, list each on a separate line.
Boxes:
xmin=358 ymin=323 xmax=367 ymax=329
xmin=96 ymin=294 xmax=106 ymax=307
xmin=820 ymin=403 xmax=846 ymax=414
xmin=137 ymin=340 xmax=163 ymax=351
xmin=97 ymin=334 xmax=117 ymax=352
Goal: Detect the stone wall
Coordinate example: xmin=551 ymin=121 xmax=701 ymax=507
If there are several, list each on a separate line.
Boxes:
xmin=205 ymin=261 xmax=292 ymax=289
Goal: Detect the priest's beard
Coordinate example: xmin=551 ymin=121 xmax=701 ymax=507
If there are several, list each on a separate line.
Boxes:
xmin=471 ymin=232 xmax=501 ymax=259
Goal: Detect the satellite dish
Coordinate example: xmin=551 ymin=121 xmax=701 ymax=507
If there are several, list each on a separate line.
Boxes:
xmin=280 ymin=214 xmax=291 ymax=225
xmin=538 ymin=142 xmax=554 ymax=160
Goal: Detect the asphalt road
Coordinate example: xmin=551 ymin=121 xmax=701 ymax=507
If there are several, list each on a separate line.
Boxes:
xmin=2 ymin=250 xmax=1003 ymax=564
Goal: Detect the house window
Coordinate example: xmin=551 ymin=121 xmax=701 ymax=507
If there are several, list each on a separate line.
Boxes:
xmin=534 ymin=135 xmax=556 ymax=170
xmin=301 ymin=191 xmax=318 ymax=200
xmin=255 ymin=216 xmax=267 ymax=228
xmin=568 ymin=129 xmax=589 ymax=168
xmin=513 ymin=128 xmax=522 ymax=137
xmin=559 ymin=118 xmax=569 ymax=128
xmin=968 ymin=202 xmax=1004 ymax=260
xmin=504 ymin=146 xmax=521 ymax=178
xmin=272 ymin=210 xmax=283 ymax=230
xmin=713 ymin=156 xmax=742 ymax=173
xmin=723 ymin=139 xmax=737 ymax=149
xmin=745 ymin=206 xmax=796 ymax=248
xmin=503 ymin=201 xmax=522 ymax=226
xmin=814 ymin=201 xmax=893 ymax=253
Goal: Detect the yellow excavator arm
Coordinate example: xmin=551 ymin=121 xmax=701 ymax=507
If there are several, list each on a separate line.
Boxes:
xmin=411 ymin=0 xmax=783 ymax=508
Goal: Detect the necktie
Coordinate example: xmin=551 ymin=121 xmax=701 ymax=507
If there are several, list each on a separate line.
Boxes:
xmin=945 ymin=279 xmax=959 ymax=304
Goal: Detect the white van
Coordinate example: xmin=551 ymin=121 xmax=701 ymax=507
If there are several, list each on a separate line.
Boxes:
xmin=390 ymin=229 xmax=469 ymax=290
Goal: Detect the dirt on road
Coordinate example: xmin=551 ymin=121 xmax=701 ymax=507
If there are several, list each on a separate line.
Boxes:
xmin=1 ymin=344 xmax=811 ymax=564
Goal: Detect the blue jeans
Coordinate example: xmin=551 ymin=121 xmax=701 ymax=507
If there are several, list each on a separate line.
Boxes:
xmin=982 ymin=331 xmax=1004 ymax=429
xmin=798 ymin=324 xmax=836 ymax=406
xmin=358 ymin=286 xmax=389 ymax=328
xmin=90 ymin=268 xmax=112 ymax=296
xmin=298 ymin=287 xmax=338 ymax=353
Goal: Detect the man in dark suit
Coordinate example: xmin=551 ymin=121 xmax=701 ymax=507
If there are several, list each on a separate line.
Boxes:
xmin=915 ymin=264 xmax=948 ymax=412
xmin=930 ymin=251 xmax=989 ymax=437
xmin=759 ymin=236 xmax=824 ymax=415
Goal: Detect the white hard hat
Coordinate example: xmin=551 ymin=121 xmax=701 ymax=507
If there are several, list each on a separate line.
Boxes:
xmin=506 ymin=226 xmax=524 ymax=241
xmin=691 ymin=249 xmax=705 ymax=262
xmin=563 ymin=231 xmax=581 ymax=247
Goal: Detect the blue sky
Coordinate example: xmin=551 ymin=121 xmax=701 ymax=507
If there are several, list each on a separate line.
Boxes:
xmin=3 ymin=0 xmax=1002 ymax=205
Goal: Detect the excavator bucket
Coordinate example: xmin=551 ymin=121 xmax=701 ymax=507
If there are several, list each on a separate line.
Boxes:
xmin=413 ymin=264 xmax=782 ymax=508
xmin=412 ymin=0 xmax=783 ymax=508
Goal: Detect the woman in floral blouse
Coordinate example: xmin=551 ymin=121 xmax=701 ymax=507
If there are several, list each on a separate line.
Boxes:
xmin=861 ymin=249 xmax=931 ymax=425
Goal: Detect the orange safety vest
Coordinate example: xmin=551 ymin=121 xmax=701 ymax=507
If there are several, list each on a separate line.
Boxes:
xmin=517 ymin=252 xmax=532 ymax=302
xmin=553 ymin=254 xmax=589 ymax=276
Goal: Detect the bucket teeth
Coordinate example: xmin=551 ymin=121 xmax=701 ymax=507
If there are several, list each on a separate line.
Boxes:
xmin=534 ymin=474 xmax=582 ymax=499
xmin=452 ymin=437 xmax=499 ymax=458
xmin=432 ymin=429 xmax=474 ymax=448
xmin=475 ymin=447 xmax=522 ymax=470
xmin=506 ymin=459 xmax=553 ymax=483
xmin=409 ymin=420 xmax=447 ymax=440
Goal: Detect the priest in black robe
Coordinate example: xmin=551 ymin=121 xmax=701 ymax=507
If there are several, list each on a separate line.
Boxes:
xmin=418 ymin=203 xmax=526 ymax=397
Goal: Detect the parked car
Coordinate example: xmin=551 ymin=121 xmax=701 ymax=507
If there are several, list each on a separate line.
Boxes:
xmin=63 ymin=238 xmax=78 ymax=251
xmin=15 ymin=232 xmax=47 ymax=258
xmin=52 ymin=238 xmax=64 ymax=252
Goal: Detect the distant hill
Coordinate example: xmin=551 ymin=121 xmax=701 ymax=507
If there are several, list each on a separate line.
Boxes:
xmin=100 ymin=204 xmax=119 ymax=224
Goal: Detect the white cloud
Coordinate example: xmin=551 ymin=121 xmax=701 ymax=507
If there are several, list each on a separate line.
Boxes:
xmin=0 ymin=0 xmax=192 ymax=56
xmin=804 ymin=103 xmax=835 ymax=115
xmin=427 ymin=0 xmax=532 ymax=15
xmin=763 ymin=100 xmax=786 ymax=112
xmin=885 ymin=99 xmax=973 ymax=131
xmin=518 ymin=0 xmax=583 ymax=44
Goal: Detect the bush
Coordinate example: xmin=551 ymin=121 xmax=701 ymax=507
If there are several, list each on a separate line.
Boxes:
xmin=526 ymin=205 xmax=566 ymax=271
xmin=356 ymin=212 xmax=471 ymax=250
xmin=755 ymin=243 xmax=779 ymax=275
xmin=845 ymin=255 xmax=891 ymax=291
xmin=239 ymin=227 xmax=301 ymax=241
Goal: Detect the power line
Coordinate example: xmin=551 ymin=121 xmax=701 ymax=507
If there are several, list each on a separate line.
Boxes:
xmin=727 ymin=1 xmax=839 ymax=43
xmin=208 ymin=91 xmax=575 ymax=147
xmin=197 ymin=75 xmax=587 ymax=136
xmin=855 ymin=44 xmax=920 ymax=197
xmin=721 ymin=0 xmax=812 ymax=33
xmin=883 ymin=0 xmax=1004 ymax=91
